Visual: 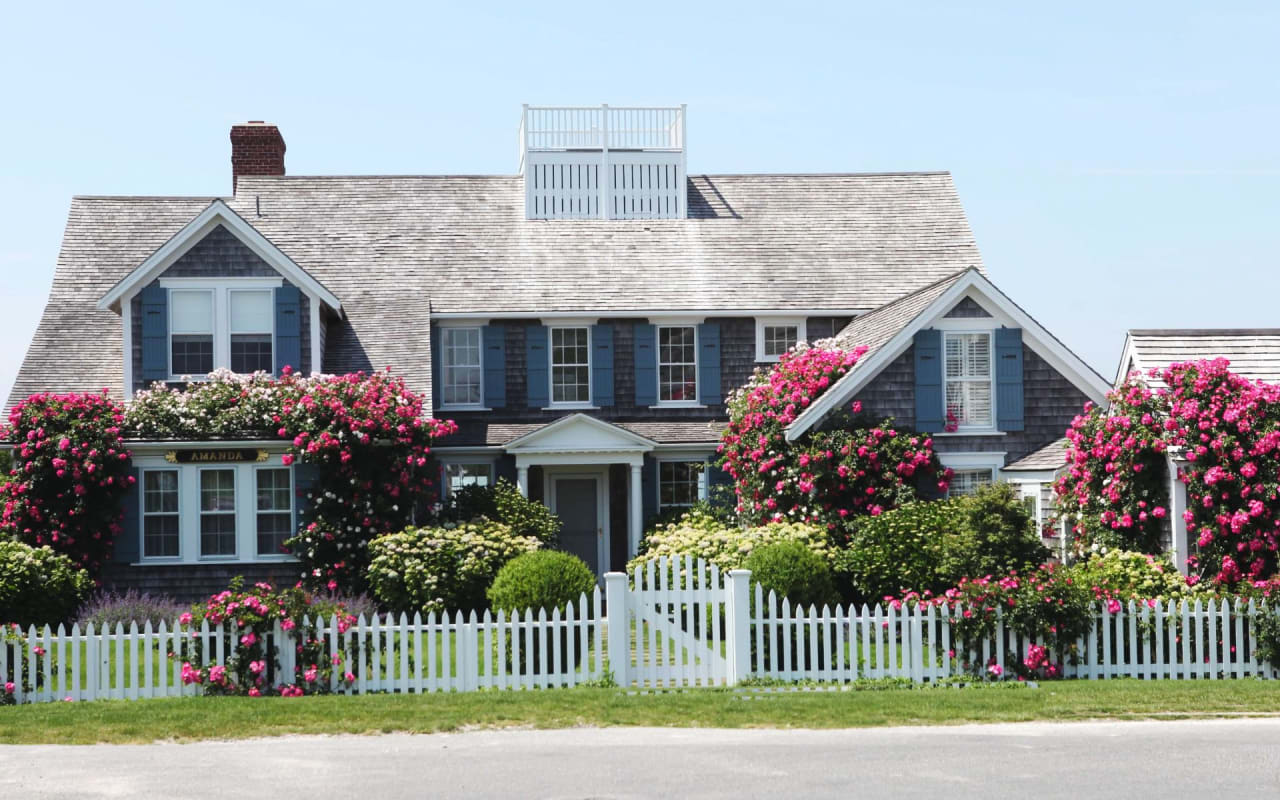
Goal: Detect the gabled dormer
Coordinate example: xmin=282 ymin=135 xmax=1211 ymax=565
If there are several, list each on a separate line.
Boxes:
xmin=97 ymin=199 xmax=342 ymax=395
xmin=519 ymin=104 xmax=687 ymax=219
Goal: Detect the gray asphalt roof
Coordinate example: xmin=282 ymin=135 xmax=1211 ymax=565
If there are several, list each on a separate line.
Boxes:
xmin=1003 ymin=437 xmax=1069 ymax=472
xmin=9 ymin=172 xmax=985 ymax=410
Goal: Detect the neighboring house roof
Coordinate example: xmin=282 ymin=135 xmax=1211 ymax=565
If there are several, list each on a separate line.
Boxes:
xmin=443 ymin=419 xmax=726 ymax=447
xmin=9 ymin=172 xmax=985 ymax=410
xmin=1003 ymin=437 xmax=1068 ymax=472
xmin=1117 ymin=329 xmax=1280 ymax=390
xmin=785 ymin=268 xmax=1111 ymax=441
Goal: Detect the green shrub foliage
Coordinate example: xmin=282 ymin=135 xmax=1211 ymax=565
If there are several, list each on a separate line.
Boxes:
xmin=1070 ymin=550 xmax=1193 ymax=601
xmin=366 ymin=521 xmax=541 ymax=614
xmin=447 ymin=478 xmax=561 ymax=545
xmin=0 ymin=539 xmax=92 ymax=626
xmin=628 ymin=509 xmax=832 ymax=574
xmin=944 ymin=483 xmax=1050 ymax=580
xmin=486 ymin=550 xmax=597 ymax=616
xmin=744 ymin=540 xmax=838 ymax=610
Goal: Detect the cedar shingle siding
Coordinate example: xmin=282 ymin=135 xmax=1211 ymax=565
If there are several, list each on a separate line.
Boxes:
xmin=943 ymin=296 xmax=991 ymax=318
xmin=852 ymin=344 xmax=1090 ymax=465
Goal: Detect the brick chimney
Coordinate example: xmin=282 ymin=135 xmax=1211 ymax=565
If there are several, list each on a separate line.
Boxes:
xmin=230 ymin=121 xmax=286 ymax=193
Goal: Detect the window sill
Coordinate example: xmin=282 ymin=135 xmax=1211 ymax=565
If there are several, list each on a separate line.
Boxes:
xmin=543 ymin=404 xmax=600 ymax=411
xmin=132 ymin=556 xmax=298 ymax=567
xmin=438 ymin=405 xmax=491 ymax=413
xmin=650 ymin=402 xmax=708 ymax=410
xmin=935 ymin=430 xmax=1006 ymax=437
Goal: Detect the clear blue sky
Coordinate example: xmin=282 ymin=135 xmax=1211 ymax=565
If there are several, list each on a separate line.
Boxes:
xmin=2 ymin=1 xmax=1278 ymax=403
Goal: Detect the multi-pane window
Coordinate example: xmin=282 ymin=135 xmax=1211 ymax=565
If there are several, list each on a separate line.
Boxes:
xmin=255 ymin=468 xmax=293 ymax=556
xmin=229 ymin=290 xmax=274 ymax=374
xmin=445 ymin=462 xmax=493 ymax=495
xmin=199 ymin=469 xmax=237 ymax=557
xmin=944 ymin=332 xmax=993 ymax=428
xmin=550 ymin=327 xmax=590 ymax=404
xmin=170 ymin=290 xmax=214 ymax=377
xmin=658 ymin=326 xmax=698 ymax=403
xmin=142 ymin=470 xmax=180 ymax=558
xmin=762 ymin=325 xmax=799 ymax=360
xmin=948 ymin=469 xmax=993 ymax=497
xmin=441 ymin=327 xmax=482 ymax=406
xmin=659 ymin=461 xmax=705 ymax=510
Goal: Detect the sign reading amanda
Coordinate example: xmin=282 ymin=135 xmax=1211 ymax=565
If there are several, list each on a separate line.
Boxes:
xmin=164 ymin=449 xmax=270 ymax=464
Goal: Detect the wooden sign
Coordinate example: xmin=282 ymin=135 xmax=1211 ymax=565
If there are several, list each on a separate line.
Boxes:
xmin=164 ymin=449 xmax=269 ymax=464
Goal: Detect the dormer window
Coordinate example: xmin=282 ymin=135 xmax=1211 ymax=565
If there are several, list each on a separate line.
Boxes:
xmin=229 ymin=290 xmax=274 ymax=373
xmin=170 ymin=289 xmax=215 ymax=376
xmin=160 ymin=279 xmax=283 ymax=380
xmin=944 ymin=331 xmax=994 ymax=429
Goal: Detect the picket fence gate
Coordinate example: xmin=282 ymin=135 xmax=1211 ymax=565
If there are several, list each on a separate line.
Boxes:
xmin=3 ymin=559 xmax=1279 ymax=704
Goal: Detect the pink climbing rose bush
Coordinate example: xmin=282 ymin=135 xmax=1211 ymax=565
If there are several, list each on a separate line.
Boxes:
xmin=719 ymin=344 xmax=949 ymax=537
xmin=0 ymin=390 xmax=134 ymax=575
xmin=1056 ymin=359 xmax=1280 ymax=585
xmin=127 ymin=369 xmax=456 ymax=591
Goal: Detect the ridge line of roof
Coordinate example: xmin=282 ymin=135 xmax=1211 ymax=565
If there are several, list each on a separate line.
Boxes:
xmin=1130 ymin=328 xmax=1280 ymax=337
xmin=72 ymin=195 xmax=225 ymax=201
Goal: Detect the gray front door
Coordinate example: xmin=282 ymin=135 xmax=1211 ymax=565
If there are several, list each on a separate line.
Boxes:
xmin=554 ymin=478 xmax=599 ymax=573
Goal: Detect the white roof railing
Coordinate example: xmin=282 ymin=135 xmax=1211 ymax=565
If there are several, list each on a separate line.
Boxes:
xmin=519 ymin=104 xmax=685 ymax=172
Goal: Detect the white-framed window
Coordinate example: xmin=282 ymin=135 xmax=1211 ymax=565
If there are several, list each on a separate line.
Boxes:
xmin=255 ymin=467 xmax=293 ymax=557
xmin=755 ymin=317 xmax=805 ymax=362
xmin=199 ymin=468 xmax=237 ymax=557
xmin=229 ymin=289 xmax=274 ymax=374
xmin=443 ymin=461 xmax=495 ymax=495
xmin=169 ymin=289 xmax=215 ymax=377
xmin=550 ymin=326 xmax=591 ymax=405
xmin=657 ymin=325 xmax=698 ymax=403
xmin=441 ymin=326 xmax=483 ymax=407
xmin=162 ymin=280 xmax=284 ymax=379
xmin=944 ymin=331 xmax=994 ymax=429
xmin=659 ymin=460 xmax=707 ymax=511
xmin=948 ymin=468 xmax=994 ymax=497
xmin=141 ymin=469 xmax=180 ymax=558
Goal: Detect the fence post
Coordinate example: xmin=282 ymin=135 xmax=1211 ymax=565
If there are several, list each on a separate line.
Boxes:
xmin=604 ymin=572 xmax=630 ymax=687
xmin=725 ymin=569 xmax=751 ymax=685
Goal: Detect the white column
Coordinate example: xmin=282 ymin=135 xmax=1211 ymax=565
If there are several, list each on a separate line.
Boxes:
xmin=724 ymin=569 xmax=751 ymax=685
xmin=629 ymin=463 xmax=643 ymax=557
xmin=1167 ymin=452 xmax=1190 ymax=575
xmin=516 ymin=465 xmax=529 ymax=498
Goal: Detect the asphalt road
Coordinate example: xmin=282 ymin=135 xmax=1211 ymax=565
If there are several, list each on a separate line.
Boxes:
xmin=2 ymin=719 xmax=1278 ymax=799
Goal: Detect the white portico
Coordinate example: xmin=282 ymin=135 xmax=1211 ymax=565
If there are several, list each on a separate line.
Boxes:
xmin=504 ymin=414 xmax=656 ymax=570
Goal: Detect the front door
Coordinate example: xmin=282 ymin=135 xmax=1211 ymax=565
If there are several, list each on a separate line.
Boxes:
xmin=552 ymin=476 xmax=602 ymax=574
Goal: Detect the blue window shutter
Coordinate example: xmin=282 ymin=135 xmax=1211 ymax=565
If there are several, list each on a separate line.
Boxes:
xmin=293 ymin=462 xmax=322 ymax=530
xmin=116 ymin=468 xmax=141 ymax=563
xmin=995 ymin=327 xmax=1025 ymax=431
xmin=634 ymin=324 xmax=657 ymax=407
xmin=914 ymin=329 xmax=944 ymax=432
xmin=274 ymin=286 xmax=302 ymax=376
xmin=697 ymin=323 xmax=721 ymax=405
xmin=526 ymin=325 xmax=549 ymax=408
xmin=430 ymin=327 xmax=442 ymax=413
xmin=591 ymin=324 xmax=614 ymax=406
xmin=482 ymin=325 xmax=506 ymax=408
xmin=642 ymin=457 xmax=658 ymax=519
xmin=139 ymin=285 xmax=168 ymax=382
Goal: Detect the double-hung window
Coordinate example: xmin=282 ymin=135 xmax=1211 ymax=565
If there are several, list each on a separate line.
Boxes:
xmin=756 ymin=318 xmax=804 ymax=362
xmin=199 ymin=469 xmax=237 ymax=557
xmin=229 ymin=290 xmax=274 ymax=373
xmin=255 ymin=468 xmax=293 ymax=557
xmin=441 ymin=327 xmax=483 ymax=407
xmin=142 ymin=470 xmax=180 ymax=558
xmin=550 ymin=326 xmax=591 ymax=405
xmin=444 ymin=462 xmax=494 ymax=495
xmin=948 ymin=468 xmax=994 ymax=497
xmin=170 ymin=290 xmax=215 ymax=377
xmin=657 ymin=325 xmax=698 ymax=403
xmin=944 ymin=332 xmax=994 ymax=429
xmin=659 ymin=461 xmax=706 ymax=511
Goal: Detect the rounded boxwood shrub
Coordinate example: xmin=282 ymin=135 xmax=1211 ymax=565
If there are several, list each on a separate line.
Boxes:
xmin=744 ymin=540 xmax=837 ymax=610
xmin=838 ymin=500 xmax=962 ymax=604
xmin=945 ymin=482 xmax=1049 ymax=580
xmin=0 ymin=539 xmax=92 ymax=626
xmin=366 ymin=521 xmax=541 ymax=614
xmin=486 ymin=550 xmax=597 ymax=616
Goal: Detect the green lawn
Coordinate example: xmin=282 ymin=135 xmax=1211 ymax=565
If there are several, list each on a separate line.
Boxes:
xmin=3 ymin=680 xmax=1280 ymax=745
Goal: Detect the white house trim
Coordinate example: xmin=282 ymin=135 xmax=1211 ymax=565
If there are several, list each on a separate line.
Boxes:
xmin=97 ymin=200 xmax=342 ymax=314
xmin=755 ymin=316 xmax=807 ymax=363
xmin=121 ymin=296 xmax=133 ymax=399
xmin=784 ymin=270 xmax=1111 ymax=441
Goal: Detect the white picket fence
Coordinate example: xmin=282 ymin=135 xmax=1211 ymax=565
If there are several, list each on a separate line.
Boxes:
xmin=4 ymin=560 xmax=1278 ymax=704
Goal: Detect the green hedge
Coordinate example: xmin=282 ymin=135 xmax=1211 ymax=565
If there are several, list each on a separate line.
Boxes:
xmin=628 ymin=509 xmax=832 ymax=574
xmin=0 ymin=539 xmax=92 ymax=627
xmin=744 ymin=541 xmax=838 ymax=610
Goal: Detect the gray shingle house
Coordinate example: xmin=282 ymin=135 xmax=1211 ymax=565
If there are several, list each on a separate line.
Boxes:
xmin=7 ymin=106 xmax=1108 ymax=595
